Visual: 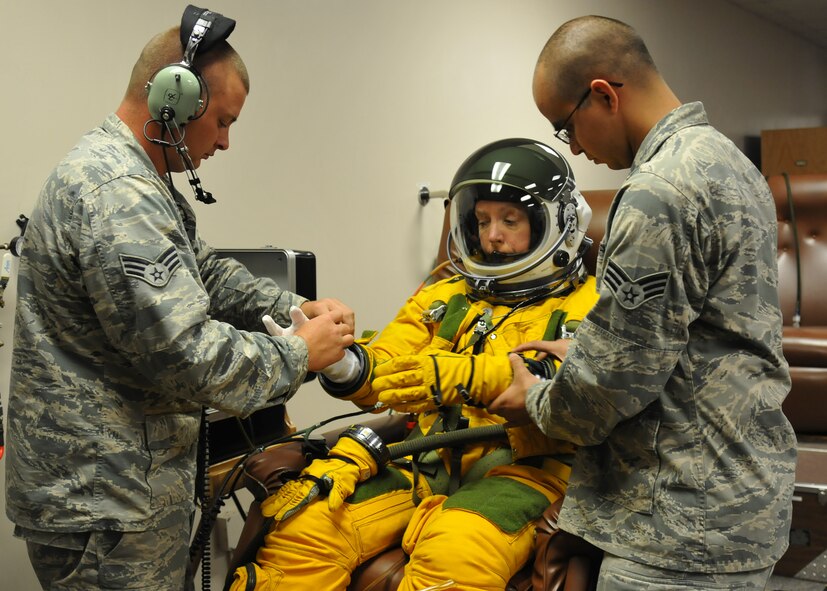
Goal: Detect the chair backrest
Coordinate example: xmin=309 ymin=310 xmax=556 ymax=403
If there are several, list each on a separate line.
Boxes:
xmin=766 ymin=174 xmax=827 ymax=327
xmin=584 ymin=180 xmax=827 ymax=328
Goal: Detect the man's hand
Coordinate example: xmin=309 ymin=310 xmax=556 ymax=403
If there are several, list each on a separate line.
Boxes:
xmin=262 ymin=307 xmax=355 ymax=372
xmin=301 ymin=298 xmax=356 ymax=336
xmin=295 ymin=311 xmax=355 ymax=372
xmin=264 ymin=306 xmax=361 ymax=380
xmin=487 ymin=353 xmax=540 ymax=425
xmin=511 ymin=339 xmax=570 ymax=362
xmin=260 ymin=435 xmax=379 ymax=522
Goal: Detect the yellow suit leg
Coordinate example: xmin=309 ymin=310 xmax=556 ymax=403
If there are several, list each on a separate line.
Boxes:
xmin=396 ymin=463 xmax=567 ymax=591
xmin=229 ymin=487 xmax=416 ymax=591
xmin=397 ymin=500 xmax=536 ymax=591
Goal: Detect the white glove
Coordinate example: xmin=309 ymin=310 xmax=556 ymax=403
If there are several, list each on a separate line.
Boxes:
xmin=262 ymin=306 xmax=307 ymax=337
xmin=321 ymin=348 xmax=360 ymax=383
xmin=262 ymin=306 xmax=361 ymax=383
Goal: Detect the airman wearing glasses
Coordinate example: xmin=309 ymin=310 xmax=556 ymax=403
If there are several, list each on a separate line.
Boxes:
xmin=490 ymin=14 xmax=796 ymax=591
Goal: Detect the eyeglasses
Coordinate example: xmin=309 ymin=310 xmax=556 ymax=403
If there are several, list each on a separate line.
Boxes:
xmin=554 ymin=81 xmax=623 ymax=145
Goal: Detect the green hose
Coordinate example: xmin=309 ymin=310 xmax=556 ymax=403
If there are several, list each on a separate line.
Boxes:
xmin=387 ymin=424 xmax=508 ymax=460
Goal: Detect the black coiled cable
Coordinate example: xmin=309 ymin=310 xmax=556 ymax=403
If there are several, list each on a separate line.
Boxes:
xmin=189 ymin=407 xmax=224 ymax=591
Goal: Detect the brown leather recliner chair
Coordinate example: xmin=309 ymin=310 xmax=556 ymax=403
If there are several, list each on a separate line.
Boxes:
xmin=765 ymin=173 xmax=827 ymax=578
xmin=766 ymin=173 xmax=827 ymax=436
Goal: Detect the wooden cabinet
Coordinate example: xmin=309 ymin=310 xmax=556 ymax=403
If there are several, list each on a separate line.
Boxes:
xmin=761 ymin=127 xmax=827 ymax=176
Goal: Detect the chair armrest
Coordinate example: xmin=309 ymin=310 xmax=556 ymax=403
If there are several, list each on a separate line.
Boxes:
xmin=532 ymin=498 xmax=603 ymax=591
xmin=783 ymin=326 xmax=827 ymax=366
xmin=241 ymin=413 xmax=412 ymax=500
xmin=784 ymin=368 xmax=827 ymax=434
xmin=319 ymin=413 xmax=412 ymax=447
xmin=242 ymin=441 xmax=307 ymax=500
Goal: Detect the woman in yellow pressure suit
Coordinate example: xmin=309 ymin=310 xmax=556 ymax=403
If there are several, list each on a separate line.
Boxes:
xmin=231 ymin=138 xmax=598 ymax=591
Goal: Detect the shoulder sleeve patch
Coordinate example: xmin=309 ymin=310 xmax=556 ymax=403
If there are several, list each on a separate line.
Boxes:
xmin=119 ymin=245 xmax=182 ymax=288
xmin=604 ymin=258 xmax=669 ymax=310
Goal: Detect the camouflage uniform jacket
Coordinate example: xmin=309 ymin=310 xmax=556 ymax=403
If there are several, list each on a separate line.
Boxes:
xmin=322 ymin=274 xmax=599 ymax=473
xmin=526 ymin=102 xmax=797 ymax=572
xmin=5 ymin=114 xmax=309 ymax=533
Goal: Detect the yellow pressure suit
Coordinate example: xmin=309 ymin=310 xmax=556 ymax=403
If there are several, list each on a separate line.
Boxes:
xmin=231 ymin=274 xmax=598 ymax=591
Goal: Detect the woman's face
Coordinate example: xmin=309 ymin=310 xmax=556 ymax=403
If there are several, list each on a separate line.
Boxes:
xmin=474 ymin=200 xmax=532 ymax=256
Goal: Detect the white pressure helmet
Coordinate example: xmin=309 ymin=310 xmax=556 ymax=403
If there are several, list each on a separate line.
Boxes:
xmin=447 ymin=138 xmax=592 ymax=302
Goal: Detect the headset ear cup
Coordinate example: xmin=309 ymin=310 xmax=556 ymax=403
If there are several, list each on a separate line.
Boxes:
xmin=146 ymin=64 xmax=204 ymax=126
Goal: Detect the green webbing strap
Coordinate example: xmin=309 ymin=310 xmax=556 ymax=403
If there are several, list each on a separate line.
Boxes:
xmin=541 ymin=310 xmax=583 ymax=342
xmin=404 ymin=419 xmax=427 ymax=506
xmin=438 ymin=404 xmax=467 ymax=495
xmin=406 ymin=415 xmax=449 ymax=505
xmin=461 ymin=447 xmax=513 ymax=485
xmin=436 ymin=293 xmax=473 ymax=341
xmin=405 ymin=403 xmax=470 ymax=503
xmin=542 ymin=310 xmax=566 ymax=341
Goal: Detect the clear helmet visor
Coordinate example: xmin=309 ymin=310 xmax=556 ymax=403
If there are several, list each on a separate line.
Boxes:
xmin=450 ymin=183 xmax=549 ymax=277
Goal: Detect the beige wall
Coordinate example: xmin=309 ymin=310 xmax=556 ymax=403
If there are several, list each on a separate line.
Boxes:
xmin=1 ymin=1 xmax=825 ymax=588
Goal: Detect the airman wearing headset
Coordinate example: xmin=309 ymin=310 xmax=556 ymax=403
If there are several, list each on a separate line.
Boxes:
xmin=4 ymin=6 xmax=354 ymax=590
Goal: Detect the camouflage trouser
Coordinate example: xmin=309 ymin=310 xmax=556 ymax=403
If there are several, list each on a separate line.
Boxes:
xmin=18 ymin=518 xmax=192 ymax=591
xmin=596 ymin=554 xmax=774 ymax=590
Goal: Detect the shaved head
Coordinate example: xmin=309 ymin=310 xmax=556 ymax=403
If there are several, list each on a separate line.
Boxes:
xmin=535 ymin=15 xmax=657 ymax=103
xmin=123 ymin=26 xmax=249 ymax=102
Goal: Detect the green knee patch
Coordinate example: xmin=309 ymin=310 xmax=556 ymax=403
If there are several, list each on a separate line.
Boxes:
xmin=347 ymin=466 xmax=411 ymax=504
xmin=443 ymin=476 xmax=550 ymax=534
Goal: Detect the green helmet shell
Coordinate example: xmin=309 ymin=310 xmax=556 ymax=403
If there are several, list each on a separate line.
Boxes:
xmin=450 ymin=138 xmax=574 ymax=204
xmin=447 ymin=138 xmax=592 ymax=301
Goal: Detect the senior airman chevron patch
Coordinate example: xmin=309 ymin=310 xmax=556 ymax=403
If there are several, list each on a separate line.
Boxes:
xmin=119 ymin=245 xmax=182 ymax=288
xmin=604 ymin=259 xmax=669 ymax=310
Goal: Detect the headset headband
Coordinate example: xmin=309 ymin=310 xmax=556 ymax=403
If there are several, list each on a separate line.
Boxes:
xmin=179 ymin=4 xmax=236 ymax=64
